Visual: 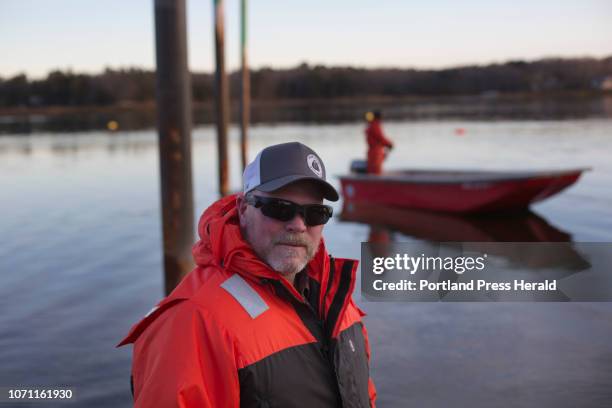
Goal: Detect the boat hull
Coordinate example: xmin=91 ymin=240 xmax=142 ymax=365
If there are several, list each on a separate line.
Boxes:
xmin=339 ymin=169 xmax=587 ymax=213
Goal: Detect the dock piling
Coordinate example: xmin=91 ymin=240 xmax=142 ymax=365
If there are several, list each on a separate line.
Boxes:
xmin=240 ymin=0 xmax=250 ymax=171
xmin=214 ymin=0 xmax=230 ymax=196
xmin=154 ymin=0 xmax=195 ymax=294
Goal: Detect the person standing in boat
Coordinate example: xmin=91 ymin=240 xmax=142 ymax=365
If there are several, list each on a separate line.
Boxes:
xmin=365 ymin=110 xmax=394 ymax=174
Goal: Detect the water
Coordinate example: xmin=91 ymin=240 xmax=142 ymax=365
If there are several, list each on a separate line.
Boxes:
xmin=1 ymin=119 xmax=611 ymax=407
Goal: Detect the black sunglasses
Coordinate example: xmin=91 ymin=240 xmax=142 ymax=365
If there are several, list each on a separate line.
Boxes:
xmin=245 ymin=195 xmax=333 ymax=226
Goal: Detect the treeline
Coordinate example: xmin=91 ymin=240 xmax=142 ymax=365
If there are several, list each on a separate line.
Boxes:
xmin=2 ymin=57 xmax=611 ymax=108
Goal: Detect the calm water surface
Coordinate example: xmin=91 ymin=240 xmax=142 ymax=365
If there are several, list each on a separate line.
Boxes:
xmin=1 ymin=119 xmax=611 ymax=407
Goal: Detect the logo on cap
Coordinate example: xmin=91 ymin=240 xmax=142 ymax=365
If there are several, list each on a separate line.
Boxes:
xmin=307 ymin=154 xmax=323 ymax=178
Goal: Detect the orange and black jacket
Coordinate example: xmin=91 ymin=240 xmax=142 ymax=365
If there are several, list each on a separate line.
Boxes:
xmin=118 ymin=194 xmax=377 ymax=407
xmin=365 ymin=119 xmax=393 ymax=174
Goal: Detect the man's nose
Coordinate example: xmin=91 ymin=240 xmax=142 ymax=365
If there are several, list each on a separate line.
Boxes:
xmin=285 ymin=212 xmax=307 ymax=232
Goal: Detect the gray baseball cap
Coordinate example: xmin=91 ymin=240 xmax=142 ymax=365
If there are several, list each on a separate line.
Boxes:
xmin=243 ymin=142 xmax=339 ymax=201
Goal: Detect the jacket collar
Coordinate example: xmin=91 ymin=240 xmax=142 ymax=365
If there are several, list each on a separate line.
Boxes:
xmin=192 ymin=194 xmax=333 ymax=286
xmin=120 ymin=194 xmax=359 ymax=347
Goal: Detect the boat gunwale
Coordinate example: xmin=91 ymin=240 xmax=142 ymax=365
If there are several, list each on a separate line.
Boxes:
xmin=337 ymin=167 xmax=591 ymax=185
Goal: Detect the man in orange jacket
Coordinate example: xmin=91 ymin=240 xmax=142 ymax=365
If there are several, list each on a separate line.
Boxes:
xmin=119 ymin=142 xmax=376 ymax=407
xmin=365 ymin=110 xmax=393 ymax=174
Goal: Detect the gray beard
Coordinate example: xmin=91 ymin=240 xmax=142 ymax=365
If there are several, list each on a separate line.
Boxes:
xmin=241 ymin=225 xmax=318 ymax=276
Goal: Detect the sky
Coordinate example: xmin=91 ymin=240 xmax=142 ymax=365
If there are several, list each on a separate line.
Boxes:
xmin=1 ymin=0 xmax=611 ymax=78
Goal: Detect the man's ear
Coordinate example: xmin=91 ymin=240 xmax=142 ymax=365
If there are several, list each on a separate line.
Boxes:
xmin=236 ymin=193 xmax=247 ymax=226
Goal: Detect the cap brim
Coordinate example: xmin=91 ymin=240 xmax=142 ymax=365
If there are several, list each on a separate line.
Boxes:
xmin=255 ymin=175 xmax=339 ymax=202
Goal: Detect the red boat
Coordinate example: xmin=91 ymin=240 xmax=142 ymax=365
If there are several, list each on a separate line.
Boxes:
xmin=339 ymin=162 xmax=589 ymax=213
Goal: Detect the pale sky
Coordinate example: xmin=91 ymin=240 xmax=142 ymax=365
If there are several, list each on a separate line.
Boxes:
xmin=1 ymin=0 xmax=611 ymax=78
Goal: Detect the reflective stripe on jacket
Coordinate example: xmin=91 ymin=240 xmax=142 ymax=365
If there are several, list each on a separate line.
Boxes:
xmin=118 ymin=194 xmax=376 ymax=407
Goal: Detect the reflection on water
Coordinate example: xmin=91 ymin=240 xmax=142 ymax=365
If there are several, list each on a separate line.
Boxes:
xmin=341 ymin=201 xmax=591 ymax=300
xmin=341 ymin=201 xmax=591 ymax=270
xmin=0 ymin=109 xmax=157 ymax=134
xmin=2 ymin=95 xmax=612 ymax=135
xmin=1 ymin=120 xmax=612 ymax=407
xmin=341 ymin=201 xmax=575 ymax=242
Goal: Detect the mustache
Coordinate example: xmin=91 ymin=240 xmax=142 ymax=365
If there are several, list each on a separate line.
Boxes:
xmin=274 ymin=234 xmax=310 ymax=247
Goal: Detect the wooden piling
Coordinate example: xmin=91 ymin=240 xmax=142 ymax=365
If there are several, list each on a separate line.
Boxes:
xmin=214 ymin=0 xmax=230 ymax=196
xmin=154 ymin=0 xmax=195 ymax=294
xmin=240 ymin=0 xmax=250 ymax=171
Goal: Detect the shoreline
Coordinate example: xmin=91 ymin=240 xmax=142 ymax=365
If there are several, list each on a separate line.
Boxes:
xmin=2 ymin=91 xmax=610 ymax=118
